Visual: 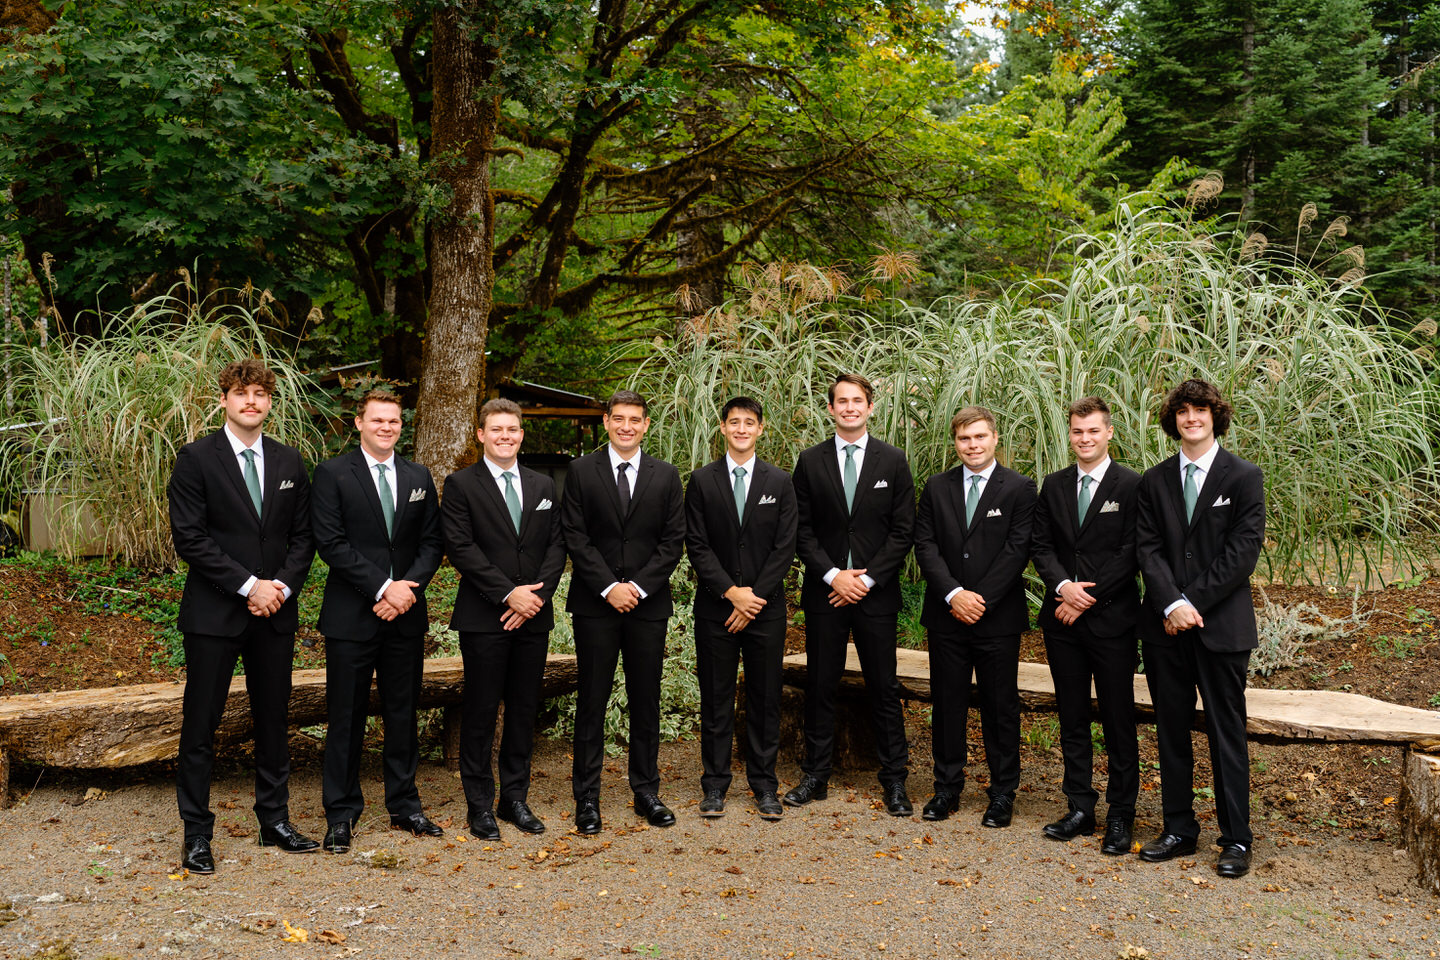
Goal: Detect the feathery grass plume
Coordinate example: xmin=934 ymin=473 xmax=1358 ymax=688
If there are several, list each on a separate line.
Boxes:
xmin=870 ymin=250 xmax=922 ymax=284
xmin=1411 ymin=319 xmax=1438 ymax=339
xmin=1337 ymin=245 xmax=1365 ymax=268
xmin=1337 ymin=268 xmax=1365 ymax=287
xmin=1298 ymin=203 xmax=1318 ymax=232
xmin=1240 ymin=232 xmax=1269 ymax=262
xmin=1184 ymin=172 xmax=1224 ymax=210
xmin=674 ymin=282 xmax=699 ymax=313
xmin=1320 ymin=216 xmax=1350 ymax=246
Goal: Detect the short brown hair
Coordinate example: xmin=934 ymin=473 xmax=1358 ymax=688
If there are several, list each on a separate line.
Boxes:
xmin=218 ymin=358 xmax=276 ymax=395
xmin=605 ymin=389 xmax=648 ymax=416
xmin=828 ymin=373 xmax=874 ymax=405
xmin=357 ymin=388 xmax=402 ymax=416
xmin=1158 ymin=379 xmax=1233 ymax=440
xmin=950 ymin=405 xmax=997 ymax=437
xmin=479 ymin=397 xmax=523 ymax=427
xmin=1067 ymin=396 xmax=1112 ymax=426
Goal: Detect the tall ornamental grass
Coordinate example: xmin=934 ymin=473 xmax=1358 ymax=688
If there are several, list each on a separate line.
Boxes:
xmin=633 ymin=204 xmax=1439 ymax=586
xmin=0 ymin=288 xmax=327 ymax=569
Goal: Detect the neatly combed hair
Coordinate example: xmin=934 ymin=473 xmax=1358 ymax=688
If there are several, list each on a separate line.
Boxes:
xmin=827 ymin=372 xmax=874 ymax=405
xmin=950 ymin=405 xmax=997 ymax=437
xmin=1068 ymin=396 xmax=1112 ymax=426
xmin=357 ymin=388 xmax=402 ymax=415
xmin=720 ymin=395 xmax=764 ymax=423
xmin=479 ymin=397 xmax=524 ymax=427
xmin=218 ymin=358 xmax=276 ymax=395
xmin=606 ymin=389 xmax=648 ymax=416
xmin=1158 ymin=378 xmax=1233 ymax=439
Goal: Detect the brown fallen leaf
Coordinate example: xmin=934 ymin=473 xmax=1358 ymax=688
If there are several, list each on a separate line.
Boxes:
xmin=317 ymin=930 xmax=346 ymax=945
xmin=724 ymin=866 xmax=743 ymax=875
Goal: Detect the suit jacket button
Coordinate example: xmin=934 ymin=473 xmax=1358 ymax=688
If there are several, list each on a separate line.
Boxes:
xmin=963 ymin=553 xmax=970 ymax=560
xmin=518 ymin=546 xmax=525 ymax=553
xmin=739 ymin=541 xmax=746 ymax=548
xmin=1185 ymin=552 xmax=1193 ymax=559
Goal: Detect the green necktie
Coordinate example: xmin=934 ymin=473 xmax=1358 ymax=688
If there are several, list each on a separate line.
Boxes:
xmin=376 ymin=463 xmax=395 ymax=536
xmin=1184 ymin=463 xmax=1199 ymax=522
xmin=842 ymin=443 xmax=858 ymax=510
xmin=241 ymin=449 xmax=262 ymax=518
xmin=503 ymin=471 xmax=522 ymax=534
xmin=1077 ymin=474 xmax=1094 ymax=525
xmin=965 ymin=474 xmax=982 ymax=526
xmin=733 ymin=465 xmax=747 ymax=523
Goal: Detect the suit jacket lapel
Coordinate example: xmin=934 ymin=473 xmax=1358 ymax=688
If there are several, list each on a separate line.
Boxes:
xmin=1188 ymin=450 xmax=1230 ymax=532
xmin=629 ymin=453 xmax=657 ymax=512
xmin=517 ymin=468 xmax=543 ymax=541
xmin=594 ymin=450 xmax=625 ymax=520
xmin=389 ymin=456 xmax=414 ymax=534
xmin=709 ymin=460 xmax=742 ymax=529
xmin=477 ymin=463 xmax=517 ymax=539
xmin=820 ymin=441 xmax=848 ymax=515
xmin=259 ymin=437 xmax=285 ymax=533
xmin=970 ymin=467 xmax=1004 ymax=531
xmin=738 ymin=460 xmax=767 ymax=534
xmin=1162 ymin=454 xmax=1188 ymax=531
xmin=848 ymin=441 xmax=883 ymax=514
xmin=948 ymin=469 xmax=971 ymax=540
xmin=349 ymin=450 xmax=390 ymax=540
xmin=212 ymin=430 xmax=261 ymax=526
xmin=1076 ymin=465 xmax=1111 ymax=538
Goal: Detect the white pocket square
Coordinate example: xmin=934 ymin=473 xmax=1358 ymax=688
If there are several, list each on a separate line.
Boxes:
xmin=758 ymin=494 xmax=777 ymax=505
xmin=1099 ymin=500 xmax=1120 ymax=514
xmin=408 ymin=488 xmax=426 ymax=502
xmin=873 ymin=479 xmax=888 ymax=489
xmin=535 ymin=498 xmax=553 ymax=511
xmin=1213 ymin=496 xmax=1231 ymax=507
xmin=986 ymin=508 xmax=1002 ymax=518
xmin=278 ymin=479 xmax=294 ymax=491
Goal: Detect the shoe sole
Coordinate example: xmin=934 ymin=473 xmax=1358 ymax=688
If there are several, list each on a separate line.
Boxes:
xmin=699 ymin=808 xmax=725 ymax=818
xmin=470 ymin=829 xmax=502 ymax=841
xmin=783 ymin=791 xmax=827 ymax=807
xmin=500 ymin=820 xmax=546 ymax=835
xmin=981 ymin=819 xmax=1012 ymax=829
xmin=1138 ymin=843 xmax=1198 ymax=862
xmin=887 ymin=808 xmax=913 ymax=817
xmin=181 ymin=863 xmax=215 ymax=874
xmin=256 ymin=841 xmax=319 ymax=853
xmin=757 ymin=810 xmax=783 ymax=821
xmin=1042 ymin=828 xmax=1096 ymax=841
xmin=921 ymin=811 xmax=951 ymax=822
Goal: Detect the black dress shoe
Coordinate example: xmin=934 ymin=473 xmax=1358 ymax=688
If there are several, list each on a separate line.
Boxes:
xmin=498 ymin=801 xmax=545 ymax=834
xmin=981 ymin=794 xmax=1014 ymax=828
xmin=390 ymin=812 xmax=444 ymax=837
xmin=323 ymin=822 xmax=352 ymax=854
xmin=469 ymin=811 xmax=501 ymax=841
xmin=1101 ymin=818 xmax=1134 ymax=856
xmin=754 ymin=791 xmax=784 ymax=821
xmin=257 ymin=820 xmax=320 ymax=853
xmin=922 ymin=792 xmax=959 ymax=822
xmin=634 ymin=792 xmax=676 ymax=827
xmin=181 ymin=836 xmax=214 ymax=874
xmin=1216 ymin=843 xmax=1253 ymax=878
xmin=883 ymin=782 xmax=913 ymax=817
xmin=1042 ymin=809 xmax=1096 ymax=841
xmin=1138 ymin=832 xmax=1198 ymax=862
xmin=699 ymin=790 xmax=726 ymax=818
xmin=783 ymin=775 xmax=828 ymax=807
xmin=574 ymin=798 xmax=602 ymax=835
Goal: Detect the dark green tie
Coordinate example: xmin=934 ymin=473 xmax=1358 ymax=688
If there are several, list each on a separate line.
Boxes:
xmin=241 ymin=449 xmax=262 ymax=518
xmin=843 ymin=444 xmax=858 ymax=510
xmin=1184 ymin=463 xmax=1199 ymax=522
xmin=1077 ymin=474 xmax=1094 ymax=525
xmin=733 ymin=465 xmax=747 ymax=523
xmin=965 ymin=474 xmax=982 ymax=526
xmin=503 ymin=471 xmax=521 ymax=534
xmin=376 ymin=463 xmax=395 ymax=536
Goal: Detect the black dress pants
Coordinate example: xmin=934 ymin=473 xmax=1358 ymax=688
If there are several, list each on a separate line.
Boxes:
xmin=1044 ymin=628 xmax=1139 ymax=821
xmin=459 ymin=629 xmax=549 ymax=814
xmin=928 ymin=628 xmax=1020 ymax=798
xmin=571 ymin=614 xmax=668 ymax=801
xmin=695 ymin=615 xmax=785 ymax=795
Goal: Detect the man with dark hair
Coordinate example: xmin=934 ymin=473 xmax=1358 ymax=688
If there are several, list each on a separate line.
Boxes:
xmin=168 ymin=358 xmax=315 ymax=874
xmin=562 ymin=389 xmax=686 ymax=833
xmin=685 ymin=397 xmax=798 ymax=820
xmin=443 ymin=398 xmax=567 ymax=840
xmin=311 ymin=389 xmax=444 ymax=853
xmin=1135 ymin=378 xmax=1264 ymax=878
xmin=1031 ymin=397 xmax=1141 ymax=854
xmin=786 ymin=373 xmax=915 ymax=816
xmin=914 ymin=406 xmax=1036 ymax=828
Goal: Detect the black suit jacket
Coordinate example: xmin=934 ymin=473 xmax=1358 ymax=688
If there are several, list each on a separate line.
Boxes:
xmin=442 ymin=462 xmax=566 ymax=635
xmin=914 ymin=463 xmax=1036 ymax=637
xmin=1031 ymin=461 xmax=1142 ymax=639
xmin=167 ymin=428 xmax=314 ymax=636
xmin=561 ymin=448 xmax=686 ymax=620
xmin=311 ymin=448 xmax=443 ymax=641
xmin=793 ymin=436 xmax=915 ymax=615
xmin=685 ymin=457 xmax=799 ymax=623
xmin=1136 ymin=447 xmax=1265 ymax=652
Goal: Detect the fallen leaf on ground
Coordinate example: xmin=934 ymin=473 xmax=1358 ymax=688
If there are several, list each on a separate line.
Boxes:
xmin=281 ymin=920 xmax=308 ymax=943
xmin=317 ymin=930 xmax=345 ymax=944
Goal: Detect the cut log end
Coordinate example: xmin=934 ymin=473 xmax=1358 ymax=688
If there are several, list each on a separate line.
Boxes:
xmin=1402 ymin=748 xmax=1440 ymax=894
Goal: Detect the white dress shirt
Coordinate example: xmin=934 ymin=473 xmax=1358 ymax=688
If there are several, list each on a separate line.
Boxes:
xmin=484 ymin=456 xmax=524 ymax=603
xmin=1163 ymin=441 xmax=1222 ymax=617
xmin=944 ymin=459 xmax=998 ymax=604
xmin=823 ymin=433 xmax=876 ymax=590
xmin=363 ymin=447 xmax=399 ymax=600
xmin=224 ymin=424 xmax=290 ymax=602
xmin=1055 ymin=456 xmax=1112 ymax=596
xmin=602 ymin=445 xmax=647 ymax=600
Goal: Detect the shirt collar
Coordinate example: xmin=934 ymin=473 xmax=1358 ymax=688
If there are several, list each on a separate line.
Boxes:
xmin=1181 ymin=441 xmax=1221 ymax=474
xmin=223 ymin=423 xmax=261 ymax=457
xmin=834 ymin=433 xmax=869 ymax=454
xmin=361 ymin=447 xmax=396 ymax=473
xmin=962 ymin=460 xmax=998 ymax=483
xmin=484 ymin=456 xmax=518 ymax=480
xmin=1078 ymin=456 xmax=1111 ymax=485
xmin=608 ymin=444 xmax=642 ymax=472
xmin=725 ymin=452 xmax=757 ymax=477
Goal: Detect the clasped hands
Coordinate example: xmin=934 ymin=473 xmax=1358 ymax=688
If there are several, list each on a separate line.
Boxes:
xmin=500 ymin=582 xmax=547 ymax=631
xmin=1164 ymin=602 xmax=1204 ymax=636
xmin=247 ymin=579 xmax=288 ymax=617
xmin=724 ymin=585 xmax=766 ymax=633
xmin=1054 ymin=580 xmax=1097 ymax=626
xmin=827 ymin=569 xmax=869 ymax=607
xmin=372 ymin=580 xmax=423 ymax=622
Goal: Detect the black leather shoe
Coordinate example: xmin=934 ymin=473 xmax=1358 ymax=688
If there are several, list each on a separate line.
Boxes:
xmin=1101 ymin=818 xmax=1134 ymax=856
xmin=922 ymin=792 xmax=959 ymax=822
xmin=783 ymin=775 xmax=828 ymax=807
xmin=883 ymin=782 xmax=913 ymax=817
xmin=323 ymin=822 xmax=352 ymax=854
xmin=390 ymin=812 xmax=444 ymax=837
xmin=699 ymin=790 xmax=726 ymax=818
xmin=1216 ymin=843 xmax=1253 ymax=878
xmin=257 ymin=820 xmax=320 ymax=853
xmin=498 ymin=801 xmax=545 ymax=835
xmin=981 ymin=794 xmax=1014 ymax=828
xmin=754 ymin=791 xmax=784 ymax=821
xmin=1138 ymin=832 xmax=1198 ymax=862
xmin=1042 ymin=809 xmax=1096 ymax=841
xmin=634 ymin=792 xmax=676 ymax=827
xmin=574 ymin=799 xmax=602 ymax=835
xmin=469 ymin=811 xmax=501 ymax=841
xmin=181 ymin=836 xmax=214 ymax=874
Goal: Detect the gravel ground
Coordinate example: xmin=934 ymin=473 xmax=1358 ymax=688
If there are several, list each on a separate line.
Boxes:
xmin=0 ymin=738 xmax=1435 ymax=960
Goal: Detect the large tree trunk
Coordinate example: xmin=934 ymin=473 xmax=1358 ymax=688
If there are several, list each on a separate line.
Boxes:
xmin=414 ymin=3 xmax=498 ymax=489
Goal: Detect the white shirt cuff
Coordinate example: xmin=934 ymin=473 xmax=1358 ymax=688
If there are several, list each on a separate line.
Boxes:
xmin=275 ymin=581 xmax=291 ymax=602
xmin=376 ymin=578 xmax=394 ymax=602
xmin=632 ymin=582 xmax=649 ymax=600
xmin=822 ymin=567 xmax=840 ymax=585
xmin=601 ymin=582 xmax=620 ymax=598
xmin=859 ymin=574 xmax=876 ymax=589
xmin=1056 ymin=578 xmax=1072 ymax=597
xmin=944 ymin=587 xmax=963 ymax=604
xmin=1163 ymin=596 xmax=1191 ymax=618
xmin=238 ymin=575 xmax=257 ymax=599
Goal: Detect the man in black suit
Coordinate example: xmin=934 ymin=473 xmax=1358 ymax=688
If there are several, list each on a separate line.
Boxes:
xmin=685 ymin=397 xmax=799 ymax=820
xmin=311 ymin=389 xmax=444 ymax=853
xmin=1135 ymin=379 xmax=1265 ymax=879
xmin=443 ymin=398 xmax=567 ymax=841
xmin=167 ymin=358 xmax=316 ymax=874
xmin=914 ymin=406 xmax=1036 ymax=828
xmin=1031 ymin=397 xmax=1141 ymax=855
xmin=785 ymin=373 xmax=915 ymax=816
xmin=561 ymin=390 xmax=686 ymax=833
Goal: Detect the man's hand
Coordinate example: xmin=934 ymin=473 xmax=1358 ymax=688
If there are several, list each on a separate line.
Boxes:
xmin=1058 ymin=580 xmax=1097 ymax=610
xmin=828 ymin=569 xmax=870 ymax=607
xmin=724 ymin=585 xmax=767 ymax=620
xmin=248 ymin=579 xmax=284 ymax=617
xmin=1055 ymin=599 xmax=1087 ymax=626
xmin=948 ymin=589 xmax=986 ymax=625
xmin=724 ymin=609 xmax=753 ymax=634
xmin=606 ymin=582 xmax=640 ymax=613
xmin=373 ymin=598 xmax=402 ymax=621
xmin=382 ymin=580 xmax=420 ymax=615
xmin=1165 ymin=602 xmax=1204 ymax=636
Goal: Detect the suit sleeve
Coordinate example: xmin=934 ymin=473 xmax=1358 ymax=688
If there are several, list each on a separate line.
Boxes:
xmin=399 ymin=469 xmax=444 ymax=589
xmin=560 ymin=461 xmax=618 ymax=596
xmin=1135 ymin=473 xmax=1183 ymax=611
xmin=535 ymin=480 xmax=568 ymax=605
xmin=793 ymin=452 xmax=838 ymax=574
xmin=863 ymin=450 xmax=914 ymax=587
xmin=276 ymin=458 xmax=314 ymax=592
xmin=752 ymin=475 xmax=799 ymax=600
xmin=167 ymin=444 xmax=252 ymax=594
xmin=968 ymin=475 xmax=1036 ymax=605
xmin=1183 ymin=464 xmax=1265 ymax=615
xmin=630 ymin=466 xmax=686 ymax=595
xmin=442 ymin=475 xmax=519 ymax=604
xmin=685 ymin=473 xmax=735 ymax=599
xmin=311 ymin=462 xmax=390 ymax=600
xmin=1029 ymin=479 xmax=1068 ymax=595
xmin=913 ymin=479 xmax=960 ymax=601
